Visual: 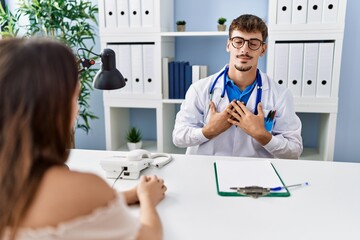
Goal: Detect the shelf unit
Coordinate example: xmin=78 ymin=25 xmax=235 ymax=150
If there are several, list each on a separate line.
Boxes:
xmin=99 ymin=0 xmax=346 ymax=160
xmin=266 ymin=0 xmax=346 ymax=160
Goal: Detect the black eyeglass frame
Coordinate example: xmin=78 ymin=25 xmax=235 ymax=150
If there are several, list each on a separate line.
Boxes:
xmin=229 ymin=36 xmax=265 ymax=51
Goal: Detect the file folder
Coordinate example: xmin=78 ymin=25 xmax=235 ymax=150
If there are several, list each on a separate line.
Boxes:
xmin=118 ymin=44 xmax=133 ymax=93
xmin=214 ymin=160 xmax=290 ymax=197
xmin=141 ymin=0 xmax=154 ymax=27
xmin=131 ymin=44 xmax=144 ymax=93
xmin=302 ymin=43 xmax=319 ymax=97
xmin=129 ymin=0 xmax=142 ymax=27
xmin=162 ymin=57 xmax=173 ymax=99
xmin=142 ymin=44 xmax=156 ymax=94
xmin=292 ymin=0 xmax=308 ymax=24
xmin=276 ymin=0 xmax=292 ymax=24
xmin=322 ymin=0 xmax=339 ymax=23
xmin=316 ymin=42 xmax=334 ymax=97
xmin=104 ymin=0 xmax=117 ymax=28
xmin=192 ymin=65 xmax=201 ymax=83
xmin=168 ymin=61 xmax=175 ymax=99
xmin=288 ymin=43 xmax=304 ymax=97
xmin=117 ymin=0 xmax=130 ymax=28
xmin=307 ymin=0 xmax=323 ymax=24
xmin=273 ymin=43 xmax=289 ymax=87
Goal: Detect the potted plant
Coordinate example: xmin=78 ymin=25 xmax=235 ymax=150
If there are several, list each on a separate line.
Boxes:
xmin=217 ymin=17 xmax=227 ymax=31
xmin=126 ymin=127 xmax=143 ymax=150
xmin=176 ymin=20 xmax=186 ymax=32
xmin=0 ymin=0 xmax=98 ymax=142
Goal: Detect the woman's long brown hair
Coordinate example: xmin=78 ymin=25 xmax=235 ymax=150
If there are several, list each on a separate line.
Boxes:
xmin=0 ymin=38 xmax=79 ymax=239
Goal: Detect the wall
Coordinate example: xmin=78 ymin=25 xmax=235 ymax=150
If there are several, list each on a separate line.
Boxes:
xmin=333 ymin=0 xmax=360 ymax=162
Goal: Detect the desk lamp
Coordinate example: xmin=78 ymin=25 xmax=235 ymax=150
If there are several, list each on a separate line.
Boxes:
xmin=78 ymin=48 xmax=126 ymax=90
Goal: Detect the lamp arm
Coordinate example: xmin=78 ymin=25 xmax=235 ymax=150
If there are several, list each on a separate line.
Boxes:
xmin=77 ymin=48 xmax=100 ymax=73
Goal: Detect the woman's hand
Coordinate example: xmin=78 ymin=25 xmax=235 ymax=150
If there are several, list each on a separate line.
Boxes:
xmin=137 ymin=175 xmax=167 ymax=207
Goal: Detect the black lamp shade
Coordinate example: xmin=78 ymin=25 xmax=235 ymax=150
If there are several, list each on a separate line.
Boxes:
xmin=93 ymin=48 xmax=126 ymax=90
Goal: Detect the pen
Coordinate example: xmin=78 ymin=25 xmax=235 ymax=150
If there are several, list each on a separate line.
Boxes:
xmin=269 ymin=182 xmax=309 ymax=191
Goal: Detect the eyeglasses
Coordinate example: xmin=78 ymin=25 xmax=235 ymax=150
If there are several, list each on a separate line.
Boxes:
xmin=230 ymin=37 xmax=265 ymax=51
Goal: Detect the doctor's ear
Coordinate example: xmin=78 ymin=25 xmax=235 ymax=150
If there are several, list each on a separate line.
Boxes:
xmin=260 ymin=44 xmax=267 ymax=56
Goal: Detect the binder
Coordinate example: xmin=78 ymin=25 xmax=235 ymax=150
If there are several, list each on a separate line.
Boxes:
xmin=276 ymin=0 xmax=292 ymax=24
xmin=192 ymin=65 xmax=201 ymax=83
xmin=273 ymin=43 xmax=289 ymax=87
xmin=302 ymin=43 xmax=319 ymax=97
xmin=179 ymin=61 xmax=187 ymax=99
xmin=130 ymin=44 xmax=144 ymax=93
xmin=214 ymin=160 xmax=290 ymax=197
xmin=117 ymin=44 xmax=133 ymax=93
xmin=322 ymin=0 xmax=339 ymax=23
xmin=142 ymin=44 xmax=156 ymax=94
xmin=184 ymin=64 xmax=193 ymax=97
xmin=316 ymin=42 xmax=334 ymax=97
xmin=288 ymin=43 xmax=304 ymax=97
xmin=199 ymin=65 xmax=208 ymax=79
xmin=291 ymin=0 xmax=308 ymax=24
xmin=117 ymin=0 xmax=130 ymax=28
xmin=307 ymin=0 xmax=323 ymax=24
xmin=168 ymin=61 xmax=175 ymax=99
xmin=104 ymin=0 xmax=117 ymax=28
xmin=162 ymin=57 xmax=173 ymax=99
xmin=174 ymin=61 xmax=180 ymax=99
xmin=141 ymin=0 xmax=154 ymax=27
xmin=129 ymin=0 xmax=142 ymax=27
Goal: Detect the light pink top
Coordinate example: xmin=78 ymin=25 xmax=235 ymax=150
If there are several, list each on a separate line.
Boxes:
xmin=5 ymin=193 xmax=140 ymax=240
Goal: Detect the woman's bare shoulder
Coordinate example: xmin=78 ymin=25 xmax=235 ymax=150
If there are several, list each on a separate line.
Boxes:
xmin=22 ymin=166 xmax=116 ymax=228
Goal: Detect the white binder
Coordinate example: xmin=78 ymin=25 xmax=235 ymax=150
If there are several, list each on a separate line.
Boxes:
xmin=129 ymin=0 xmax=142 ymax=27
xmin=273 ymin=43 xmax=289 ymax=87
xmin=276 ymin=0 xmax=292 ymax=24
xmin=316 ymin=42 xmax=334 ymax=97
xmin=199 ymin=65 xmax=208 ymax=79
xmin=288 ymin=43 xmax=304 ymax=97
xmin=104 ymin=0 xmax=117 ymax=28
xmin=291 ymin=0 xmax=308 ymax=24
xmin=117 ymin=0 xmax=130 ymax=28
xmin=118 ymin=44 xmax=133 ymax=93
xmin=192 ymin=65 xmax=200 ymax=83
xmin=142 ymin=44 xmax=156 ymax=94
xmin=131 ymin=44 xmax=144 ymax=93
xmin=307 ymin=0 xmax=323 ymax=23
xmin=141 ymin=0 xmax=154 ymax=27
xmin=322 ymin=0 xmax=339 ymax=23
xmin=302 ymin=43 xmax=319 ymax=97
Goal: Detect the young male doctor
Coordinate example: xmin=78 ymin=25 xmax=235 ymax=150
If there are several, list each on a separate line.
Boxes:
xmin=172 ymin=14 xmax=303 ymax=159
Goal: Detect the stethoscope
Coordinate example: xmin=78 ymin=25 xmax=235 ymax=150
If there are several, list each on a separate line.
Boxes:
xmin=208 ymin=65 xmax=263 ymax=115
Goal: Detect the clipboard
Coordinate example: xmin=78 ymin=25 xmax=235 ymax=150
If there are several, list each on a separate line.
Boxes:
xmin=214 ymin=160 xmax=290 ymax=197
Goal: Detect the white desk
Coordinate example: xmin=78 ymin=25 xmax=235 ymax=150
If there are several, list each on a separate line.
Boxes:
xmin=67 ymin=149 xmax=360 ymax=240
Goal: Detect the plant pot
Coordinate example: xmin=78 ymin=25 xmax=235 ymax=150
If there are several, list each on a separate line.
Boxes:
xmin=217 ymin=24 xmax=226 ymax=31
xmin=177 ymin=25 xmax=186 ymax=32
xmin=127 ymin=141 xmax=143 ymax=150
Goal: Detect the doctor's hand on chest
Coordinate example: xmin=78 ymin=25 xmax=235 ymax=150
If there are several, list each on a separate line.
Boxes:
xmin=227 ymin=101 xmax=272 ymax=145
xmin=202 ymin=101 xmax=232 ymax=139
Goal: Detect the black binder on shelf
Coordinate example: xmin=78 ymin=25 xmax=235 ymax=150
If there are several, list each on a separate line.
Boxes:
xmin=214 ymin=160 xmax=290 ymax=198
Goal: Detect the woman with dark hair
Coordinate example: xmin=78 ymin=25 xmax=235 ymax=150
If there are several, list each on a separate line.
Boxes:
xmin=0 ymin=38 xmax=167 ymax=240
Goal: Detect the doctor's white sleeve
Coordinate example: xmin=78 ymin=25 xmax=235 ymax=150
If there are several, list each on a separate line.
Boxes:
xmin=172 ymin=84 xmax=210 ymax=147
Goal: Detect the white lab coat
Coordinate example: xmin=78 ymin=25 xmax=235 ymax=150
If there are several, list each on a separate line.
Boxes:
xmin=172 ymin=66 xmax=303 ymax=159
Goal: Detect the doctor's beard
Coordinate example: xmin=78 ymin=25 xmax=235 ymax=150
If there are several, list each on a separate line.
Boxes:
xmin=234 ymin=64 xmax=252 ymax=72
xmin=234 ymin=53 xmax=253 ymax=72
